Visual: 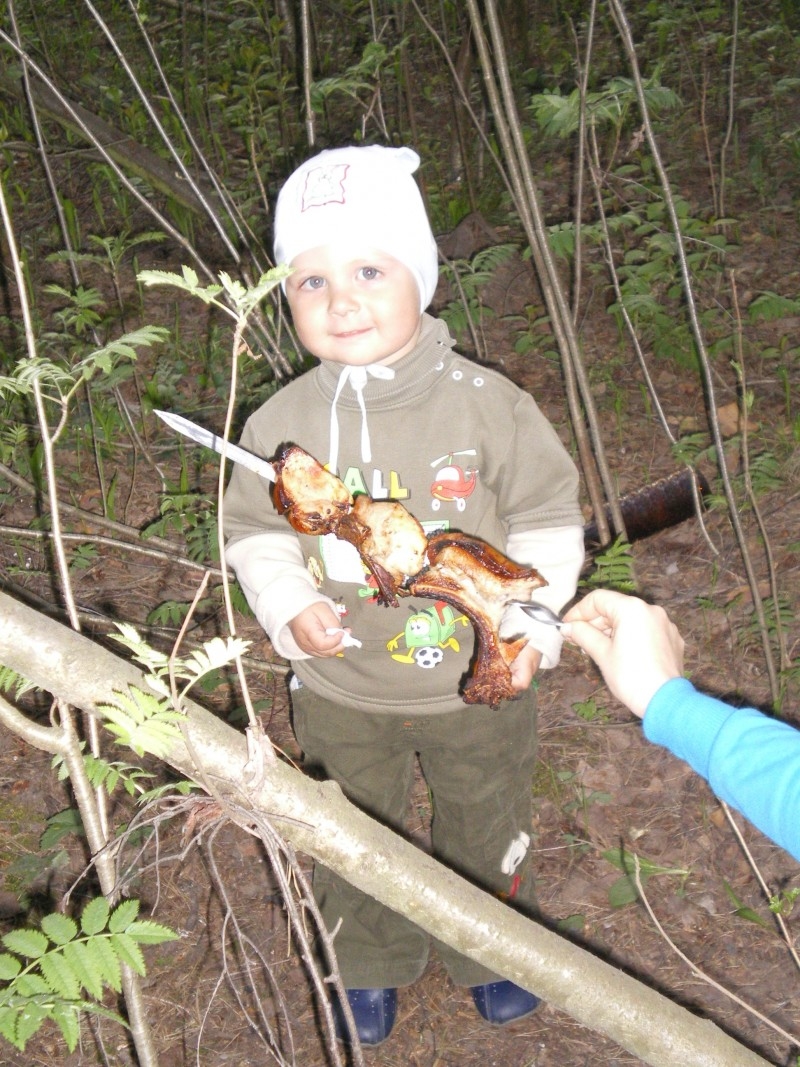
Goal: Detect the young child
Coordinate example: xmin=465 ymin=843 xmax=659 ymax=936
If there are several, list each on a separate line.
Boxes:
xmin=223 ymin=145 xmax=585 ymax=1045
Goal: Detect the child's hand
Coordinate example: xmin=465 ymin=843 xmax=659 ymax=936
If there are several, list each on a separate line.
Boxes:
xmin=289 ymin=603 xmax=352 ymax=657
xmin=509 ymin=644 xmax=542 ymax=692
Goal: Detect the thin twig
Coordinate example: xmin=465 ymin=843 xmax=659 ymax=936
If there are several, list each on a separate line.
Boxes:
xmin=718 ymin=0 xmax=740 ymax=220
xmin=607 ymin=0 xmax=780 ymax=699
xmin=300 ymin=0 xmax=315 ymax=147
xmin=720 ymin=803 xmax=800 ymax=974
xmin=729 ymin=270 xmax=787 ymax=687
xmin=632 ymin=854 xmax=800 ymax=1048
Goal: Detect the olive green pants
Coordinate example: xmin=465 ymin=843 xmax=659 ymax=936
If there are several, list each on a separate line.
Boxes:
xmin=291 ymin=683 xmax=538 ymax=989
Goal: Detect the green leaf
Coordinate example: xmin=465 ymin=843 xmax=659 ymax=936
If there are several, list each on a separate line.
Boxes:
xmin=108 ymin=899 xmax=140 ymax=934
xmin=40 ymin=913 xmax=77 ymax=948
xmin=40 ymin=807 xmax=85 ymax=849
xmin=0 ymin=1003 xmax=24 ymax=1049
xmin=80 ymin=897 xmax=110 ymax=937
xmin=98 ymin=685 xmax=185 ymax=757
xmin=723 ymin=880 xmax=770 ymax=929
xmin=51 ymin=1002 xmax=81 ymax=1052
xmin=608 ymin=875 xmax=640 ymax=908
xmin=126 ymin=920 xmax=179 ymax=945
xmin=39 ymin=949 xmax=81 ymax=1000
xmin=182 ymin=636 xmax=251 ymax=679
xmin=2 ymin=930 xmax=49 ymax=959
xmin=747 ymin=290 xmax=800 ymax=323
xmin=62 ymin=940 xmax=103 ymax=1000
xmin=91 ymin=935 xmax=122 ymax=994
xmin=15 ymin=1000 xmax=48 ymax=1045
xmin=14 ymin=972 xmax=51 ymax=996
xmin=602 ymin=847 xmax=688 ymax=879
xmin=0 ymin=953 xmax=22 ymax=980
xmin=110 ymin=933 xmax=145 ymax=976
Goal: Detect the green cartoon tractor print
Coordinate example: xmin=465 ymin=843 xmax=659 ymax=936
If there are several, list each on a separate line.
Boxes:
xmin=387 ymin=601 xmax=469 ymax=668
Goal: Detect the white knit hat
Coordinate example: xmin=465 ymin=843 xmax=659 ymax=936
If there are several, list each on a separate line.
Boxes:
xmin=273 ymin=145 xmax=439 ymax=311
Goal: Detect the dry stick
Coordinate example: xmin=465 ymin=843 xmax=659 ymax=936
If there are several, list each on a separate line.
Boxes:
xmin=729 ymin=271 xmax=789 ymax=681
xmin=167 ymin=570 xmax=212 ymax=712
xmin=122 ymin=0 xmax=262 ymax=268
xmin=0 ymin=468 xmax=193 ymax=555
xmin=408 ymin=1 xmax=510 ymax=196
xmin=0 ymin=165 xmax=161 ymax=1067
xmin=252 ymin=817 xmax=359 ymax=1067
xmin=718 ymin=0 xmax=740 ymax=221
xmin=363 ymin=4 xmax=391 ymax=142
xmin=632 ymin=855 xmax=800 ymax=1050
xmin=463 ymin=0 xmax=623 ymax=546
xmin=438 ymin=245 xmax=486 ymax=363
xmin=570 ymin=0 xmax=597 ymax=320
xmin=0 ymin=32 xmax=216 ymax=283
xmin=113 ymin=3 xmax=289 ymax=368
xmin=82 ymin=0 xmax=239 ymax=265
xmin=720 ymin=804 xmax=800 ymax=975
xmin=300 ymin=0 xmax=316 ymax=147
xmin=217 ymin=319 xmax=267 ymax=739
xmin=58 ymin=704 xmax=160 ymax=1067
xmin=7 ymin=12 xmax=282 ymax=379
xmin=114 ymin=0 xmax=292 ymax=373
xmin=9 ymin=0 xmax=166 ymax=495
xmin=199 ymin=822 xmax=296 ymax=1066
xmin=0 ymin=524 xmax=225 ymax=577
xmin=606 ymin=0 xmax=780 ymax=701
xmin=586 ymin=124 xmax=716 ymax=555
xmin=0 ymin=171 xmax=107 ymax=820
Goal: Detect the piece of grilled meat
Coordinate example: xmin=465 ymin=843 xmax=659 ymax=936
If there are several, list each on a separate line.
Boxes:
xmin=272 ymin=444 xmax=546 ymax=706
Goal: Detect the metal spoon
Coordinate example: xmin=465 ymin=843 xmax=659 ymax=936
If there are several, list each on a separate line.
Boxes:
xmin=510 ymin=602 xmax=564 ymax=628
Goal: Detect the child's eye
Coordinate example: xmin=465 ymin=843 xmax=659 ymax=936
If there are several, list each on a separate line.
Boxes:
xmin=301 ymin=275 xmax=326 ymax=290
xmin=358 ymin=266 xmax=381 ymax=281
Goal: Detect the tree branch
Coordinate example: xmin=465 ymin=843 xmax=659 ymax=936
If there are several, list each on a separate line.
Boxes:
xmin=0 ymin=590 xmax=773 ymax=1067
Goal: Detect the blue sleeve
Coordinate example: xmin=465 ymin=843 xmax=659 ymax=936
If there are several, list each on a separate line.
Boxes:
xmin=643 ymin=677 xmax=800 ymax=862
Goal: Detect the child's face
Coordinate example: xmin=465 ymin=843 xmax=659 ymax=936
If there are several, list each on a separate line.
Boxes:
xmin=285 ymin=245 xmax=422 ymax=367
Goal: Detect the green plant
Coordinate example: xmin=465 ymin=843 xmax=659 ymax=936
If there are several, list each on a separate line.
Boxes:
xmin=144 ymin=489 xmax=220 ymax=563
xmin=723 ymin=880 xmax=771 ymax=930
xmin=768 ymin=886 xmax=800 ymax=918
xmin=437 ymin=242 xmax=518 ymax=340
xmin=0 ymin=897 xmax=177 ymax=1054
xmin=572 ymin=696 xmax=610 ymax=723
xmin=581 ymin=537 xmax=637 ymax=592
xmin=603 ymin=847 xmax=690 ymax=908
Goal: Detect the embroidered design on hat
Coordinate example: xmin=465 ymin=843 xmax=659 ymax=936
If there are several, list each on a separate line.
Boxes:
xmin=301 ymin=163 xmax=350 ymax=212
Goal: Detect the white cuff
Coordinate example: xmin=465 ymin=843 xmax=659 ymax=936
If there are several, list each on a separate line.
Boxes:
xmin=504 ymin=525 xmax=585 ymax=669
xmin=224 ymin=532 xmax=337 ymax=659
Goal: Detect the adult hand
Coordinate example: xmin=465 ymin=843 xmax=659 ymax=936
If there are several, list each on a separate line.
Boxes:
xmin=561 ymin=589 xmax=684 ymax=718
xmin=288 ymin=602 xmax=350 ymax=657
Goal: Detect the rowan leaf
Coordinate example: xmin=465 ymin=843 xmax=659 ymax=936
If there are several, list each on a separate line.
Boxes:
xmin=108 ymin=899 xmax=140 ymax=934
xmin=80 ymin=897 xmax=110 ymax=937
xmin=2 ymin=930 xmax=48 ymax=960
xmin=40 ymin=913 xmax=77 ymax=947
xmin=110 ymin=933 xmax=145 ymax=976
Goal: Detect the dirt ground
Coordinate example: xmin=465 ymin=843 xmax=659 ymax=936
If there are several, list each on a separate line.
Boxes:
xmin=1 ymin=138 xmax=800 ymax=1067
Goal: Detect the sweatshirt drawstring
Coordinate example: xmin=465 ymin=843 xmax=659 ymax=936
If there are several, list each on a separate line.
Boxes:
xmin=329 ymin=364 xmax=395 ymax=472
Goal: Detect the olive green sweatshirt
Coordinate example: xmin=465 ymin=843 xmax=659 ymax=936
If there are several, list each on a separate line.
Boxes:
xmin=223 ymin=314 xmax=584 ymax=714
